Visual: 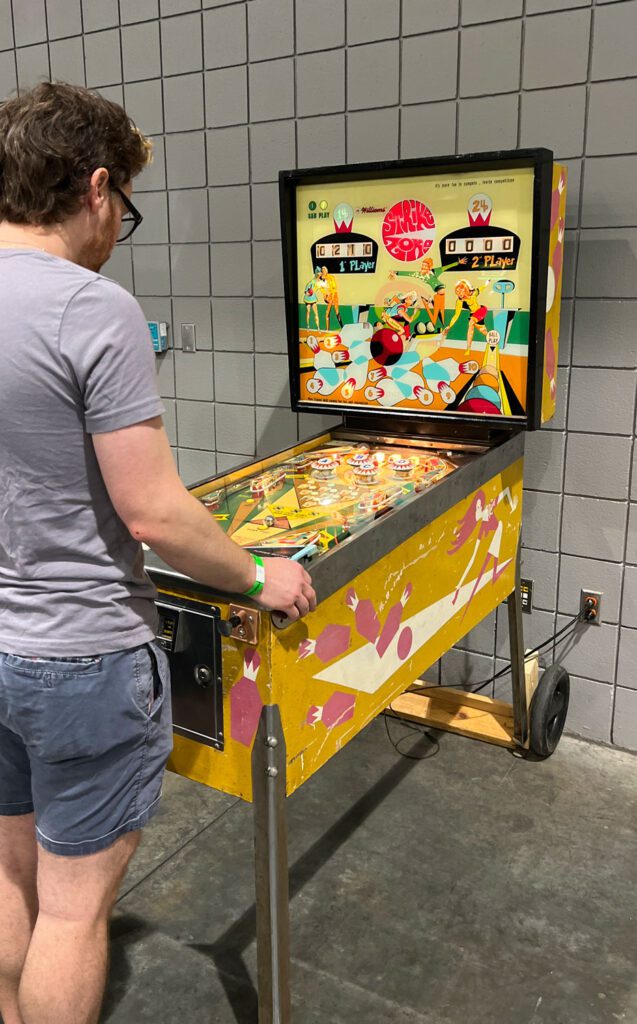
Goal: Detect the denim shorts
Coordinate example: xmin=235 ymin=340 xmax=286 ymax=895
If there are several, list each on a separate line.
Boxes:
xmin=0 ymin=642 xmax=173 ymax=857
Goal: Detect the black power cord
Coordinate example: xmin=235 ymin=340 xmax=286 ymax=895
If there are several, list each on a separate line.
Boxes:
xmin=452 ymin=610 xmax=585 ymax=700
xmin=464 ymin=610 xmax=583 ymax=695
xmin=382 ymin=711 xmax=440 ymax=761
xmin=407 ymin=610 xmax=583 ymax=700
xmin=383 ymin=610 xmax=584 ymax=758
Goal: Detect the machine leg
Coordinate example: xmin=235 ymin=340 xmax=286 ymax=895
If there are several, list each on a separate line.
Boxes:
xmin=252 ymin=705 xmax=292 ymax=1024
xmin=507 ymin=549 xmax=529 ymax=747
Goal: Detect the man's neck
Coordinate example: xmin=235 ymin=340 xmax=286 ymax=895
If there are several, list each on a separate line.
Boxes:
xmin=0 ymin=221 xmax=74 ymax=261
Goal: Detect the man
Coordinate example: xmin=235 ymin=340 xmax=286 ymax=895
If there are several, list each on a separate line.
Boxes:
xmin=0 ymin=82 xmax=315 ymax=1024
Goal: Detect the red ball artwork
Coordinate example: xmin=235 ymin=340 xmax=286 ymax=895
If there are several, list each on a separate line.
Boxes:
xmin=370 ymin=327 xmax=404 ymax=366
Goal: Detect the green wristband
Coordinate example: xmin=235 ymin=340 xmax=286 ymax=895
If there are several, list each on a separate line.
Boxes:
xmin=243 ymin=553 xmax=265 ymax=597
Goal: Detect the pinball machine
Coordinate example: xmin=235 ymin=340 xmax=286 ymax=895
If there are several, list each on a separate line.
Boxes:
xmin=146 ymin=148 xmax=569 ymax=1022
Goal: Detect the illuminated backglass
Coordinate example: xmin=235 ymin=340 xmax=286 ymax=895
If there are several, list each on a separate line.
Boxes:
xmin=280 ymin=150 xmax=563 ymax=429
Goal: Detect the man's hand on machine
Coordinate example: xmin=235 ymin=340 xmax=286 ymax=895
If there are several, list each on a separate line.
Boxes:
xmin=258 ymin=558 xmax=317 ymax=621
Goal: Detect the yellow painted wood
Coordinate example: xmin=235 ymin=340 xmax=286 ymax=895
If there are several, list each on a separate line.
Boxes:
xmin=166 ymin=597 xmax=274 ymax=802
xmin=403 ymin=684 xmax=513 ymax=714
xmin=387 ymin=687 xmax=516 ymax=748
xmin=524 ymin=651 xmax=540 ymax=715
xmin=271 ymin=457 xmax=523 ymax=795
xmin=160 ymin=452 xmax=525 ymax=800
xmin=389 ymin=648 xmax=540 ymax=751
xmin=541 ymin=162 xmax=567 ymax=425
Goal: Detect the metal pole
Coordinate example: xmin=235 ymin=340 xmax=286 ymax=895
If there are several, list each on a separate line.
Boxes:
xmin=252 ymin=704 xmax=291 ymax=1023
xmin=507 ymin=545 xmax=529 ymax=747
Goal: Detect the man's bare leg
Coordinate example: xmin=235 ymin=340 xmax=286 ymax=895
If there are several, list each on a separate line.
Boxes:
xmin=18 ymin=831 xmax=140 ymax=1024
xmin=0 ymin=814 xmax=38 ymax=1024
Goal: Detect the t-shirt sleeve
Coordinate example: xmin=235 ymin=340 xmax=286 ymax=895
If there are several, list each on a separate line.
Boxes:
xmin=58 ymin=277 xmax=165 ymax=434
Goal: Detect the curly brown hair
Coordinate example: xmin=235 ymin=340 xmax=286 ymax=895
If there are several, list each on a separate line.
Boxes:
xmin=0 ymin=81 xmax=152 ymax=226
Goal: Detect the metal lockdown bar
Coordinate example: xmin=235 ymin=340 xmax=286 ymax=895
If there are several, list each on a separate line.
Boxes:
xmin=252 ymin=705 xmax=292 ymax=1023
xmin=507 ymin=547 xmax=529 ymax=747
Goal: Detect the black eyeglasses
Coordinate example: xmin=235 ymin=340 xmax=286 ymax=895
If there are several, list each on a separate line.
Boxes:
xmin=110 ymin=184 xmax=143 ymax=242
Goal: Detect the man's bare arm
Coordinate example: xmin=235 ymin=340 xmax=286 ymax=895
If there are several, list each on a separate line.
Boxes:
xmin=93 ymin=417 xmax=316 ymax=620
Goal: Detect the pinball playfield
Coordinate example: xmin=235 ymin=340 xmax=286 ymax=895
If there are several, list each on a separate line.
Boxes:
xmin=193 ymin=438 xmax=462 ymax=559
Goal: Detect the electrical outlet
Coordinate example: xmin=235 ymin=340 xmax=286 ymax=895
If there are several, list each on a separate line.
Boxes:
xmin=580 ymin=590 xmax=603 ymax=626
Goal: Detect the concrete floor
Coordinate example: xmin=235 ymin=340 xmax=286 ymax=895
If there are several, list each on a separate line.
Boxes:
xmin=104 ymin=722 xmax=636 ymax=1024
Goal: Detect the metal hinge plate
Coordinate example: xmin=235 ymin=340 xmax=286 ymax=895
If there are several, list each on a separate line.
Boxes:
xmin=228 ymin=604 xmax=260 ymax=645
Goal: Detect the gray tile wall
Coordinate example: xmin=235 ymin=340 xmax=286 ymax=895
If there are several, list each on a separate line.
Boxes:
xmin=2 ymin=0 xmax=636 ymax=750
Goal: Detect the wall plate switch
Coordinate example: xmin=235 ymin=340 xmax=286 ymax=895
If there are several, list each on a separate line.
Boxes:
xmin=520 ymin=578 xmax=533 ymax=614
xmin=181 ymin=323 xmax=196 ymax=352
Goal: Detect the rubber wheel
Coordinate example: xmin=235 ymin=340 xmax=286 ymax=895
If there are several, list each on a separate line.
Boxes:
xmin=529 ymin=665 xmax=570 ymax=759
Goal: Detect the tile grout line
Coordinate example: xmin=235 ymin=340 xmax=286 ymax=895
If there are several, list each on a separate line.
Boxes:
xmin=245 ymin=0 xmax=258 ymax=463
xmin=115 ymin=2 xmax=138 ymax=306
xmin=454 ymin=0 xmax=462 ymax=157
xmin=196 ymin=3 xmax=215 ymax=456
xmin=609 ymin=370 xmax=637 ymax=740
xmin=292 ymin=0 xmax=301 ymax=445
xmin=552 ymin=0 xmax=595 ymax=674
xmin=8 ymin=0 xmax=17 ymax=91
xmin=154 ymin=0 xmax=180 ymax=456
xmin=516 ymin=0 xmax=527 ymax=149
xmin=491 ymin=0 xmax=526 ymax=696
xmin=397 ymin=0 xmax=403 ymax=157
xmin=42 ymin=0 xmax=51 ymax=85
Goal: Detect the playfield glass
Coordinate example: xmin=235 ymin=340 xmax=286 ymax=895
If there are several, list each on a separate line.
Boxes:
xmin=193 ymin=437 xmax=469 ymax=560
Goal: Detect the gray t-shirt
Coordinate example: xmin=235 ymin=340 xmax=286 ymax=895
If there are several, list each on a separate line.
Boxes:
xmin=0 ymin=249 xmax=165 ymax=656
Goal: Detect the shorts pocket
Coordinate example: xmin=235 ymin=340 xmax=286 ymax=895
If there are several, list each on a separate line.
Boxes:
xmin=4 ymin=655 xmax=105 ymax=761
xmin=5 ymin=648 xmax=167 ymax=767
xmin=18 ymin=664 xmax=108 ymax=762
xmin=134 ymin=643 xmax=169 ymax=721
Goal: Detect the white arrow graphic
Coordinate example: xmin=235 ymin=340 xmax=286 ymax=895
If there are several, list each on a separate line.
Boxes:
xmin=312 ymin=560 xmax=512 ymax=694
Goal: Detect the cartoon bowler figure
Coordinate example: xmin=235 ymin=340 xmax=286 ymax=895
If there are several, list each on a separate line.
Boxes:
xmin=443 ymin=279 xmax=492 ymax=355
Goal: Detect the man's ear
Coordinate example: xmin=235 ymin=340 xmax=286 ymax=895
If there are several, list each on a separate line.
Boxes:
xmin=85 ymin=167 xmax=110 ymax=212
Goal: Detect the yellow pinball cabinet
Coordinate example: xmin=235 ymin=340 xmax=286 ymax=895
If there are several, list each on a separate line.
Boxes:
xmin=146 ymin=149 xmax=568 ymax=1023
